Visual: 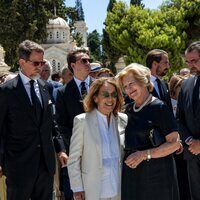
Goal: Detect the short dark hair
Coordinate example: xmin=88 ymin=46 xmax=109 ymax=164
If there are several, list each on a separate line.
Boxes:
xmin=18 ymin=40 xmax=44 ymax=60
xmin=67 ymin=48 xmax=90 ymax=72
xmin=146 ymin=49 xmax=168 ymax=69
xmin=51 ymin=72 xmax=61 ymax=81
xmin=185 ymin=41 xmax=200 ymax=55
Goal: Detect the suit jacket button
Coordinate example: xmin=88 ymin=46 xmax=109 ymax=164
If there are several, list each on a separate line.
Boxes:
xmin=37 ymin=144 xmax=41 ymax=148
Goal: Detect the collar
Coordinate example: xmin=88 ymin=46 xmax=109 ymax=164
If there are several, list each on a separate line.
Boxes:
xmin=74 ymin=76 xmax=90 ymax=87
xmin=150 ymin=75 xmax=157 ymax=83
xmin=19 ymin=71 xmax=32 ymax=85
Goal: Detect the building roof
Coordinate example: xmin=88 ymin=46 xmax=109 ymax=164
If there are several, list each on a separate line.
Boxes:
xmin=48 ymin=17 xmax=69 ymax=29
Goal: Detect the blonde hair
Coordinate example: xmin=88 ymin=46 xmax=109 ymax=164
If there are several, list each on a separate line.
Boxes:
xmin=116 ymin=63 xmax=153 ymax=92
xmin=83 ymin=77 xmax=124 ymax=116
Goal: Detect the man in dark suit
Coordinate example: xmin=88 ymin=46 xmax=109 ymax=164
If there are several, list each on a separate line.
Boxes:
xmin=55 ymin=48 xmax=92 ymax=199
xmin=146 ymin=49 xmax=191 ymax=200
xmin=146 ymin=49 xmax=173 ymax=111
xmin=0 ymin=40 xmax=67 ymax=200
xmin=177 ymin=41 xmax=200 ymax=200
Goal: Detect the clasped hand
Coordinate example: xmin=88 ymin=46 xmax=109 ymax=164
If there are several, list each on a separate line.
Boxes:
xmin=125 ymin=151 xmax=145 ymax=169
xmin=188 ymin=139 xmax=200 ymax=155
xmin=57 ymin=151 xmax=68 ymax=167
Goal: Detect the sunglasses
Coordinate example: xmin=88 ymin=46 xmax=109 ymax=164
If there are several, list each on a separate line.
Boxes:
xmin=101 ymin=91 xmax=118 ymax=98
xmin=27 ymin=60 xmax=46 ymax=67
xmin=76 ymin=58 xmax=92 ymax=64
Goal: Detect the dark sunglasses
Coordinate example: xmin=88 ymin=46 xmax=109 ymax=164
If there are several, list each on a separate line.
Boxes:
xmin=101 ymin=91 xmax=118 ymax=98
xmin=27 ymin=60 xmax=46 ymax=67
xmin=77 ymin=58 xmax=92 ymax=64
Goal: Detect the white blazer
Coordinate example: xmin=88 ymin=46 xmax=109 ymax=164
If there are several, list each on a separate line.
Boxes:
xmin=68 ymin=109 xmax=127 ymax=200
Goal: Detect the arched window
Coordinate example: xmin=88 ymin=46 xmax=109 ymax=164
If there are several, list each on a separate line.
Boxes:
xmin=49 ymin=32 xmax=53 ymax=39
xmin=58 ymin=62 xmax=61 ymax=71
xmin=52 ymin=60 xmax=56 ymax=72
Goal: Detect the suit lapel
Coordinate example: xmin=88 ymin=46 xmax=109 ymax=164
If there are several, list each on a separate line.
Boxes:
xmin=113 ymin=115 xmax=121 ymax=156
xmin=69 ymin=79 xmax=82 ymax=100
xmin=37 ymin=79 xmax=50 ymax=122
xmin=151 ymin=87 xmax=159 ymax=98
xmin=13 ymin=75 xmax=38 ymax=125
xmin=86 ymin=110 xmax=102 ymax=166
xmin=190 ymin=77 xmax=200 ymax=115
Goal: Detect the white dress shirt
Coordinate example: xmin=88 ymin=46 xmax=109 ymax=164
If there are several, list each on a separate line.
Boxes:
xmin=74 ymin=76 xmax=90 ymax=95
xmin=96 ymin=110 xmax=120 ymax=198
xmin=19 ymin=71 xmax=42 ymax=105
xmin=150 ymin=75 xmax=161 ymax=98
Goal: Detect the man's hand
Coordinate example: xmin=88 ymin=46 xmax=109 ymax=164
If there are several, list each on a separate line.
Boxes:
xmin=73 ymin=191 xmax=85 ymax=200
xmin=188 ymin=139 xmax=200 ymax=155
xmin=57 ymin=152 xmax=68 ymax=167
xmin=0 ymin=166 xmax=3 ymax=177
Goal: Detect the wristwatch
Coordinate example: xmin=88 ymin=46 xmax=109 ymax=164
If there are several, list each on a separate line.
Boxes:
xmin=147 ymin=149 xmax=151 ymax=161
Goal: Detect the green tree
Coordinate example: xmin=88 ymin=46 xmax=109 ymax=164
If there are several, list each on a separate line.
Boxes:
xmin=160 ymin=0 xmax=200 ymax=45
xmin=0 ymin=0 xmax=66 ymax=71
xmin=66 ymin=7 xmax=78 ymax=29
xmin=105 ymin=1 xmax=189 ymax=74
xmin=75 ymin=0 xmax=85 ymax=21
xmin=87 ymin=30 xmax=101 ymax=61
xmin=107 ymin=0 xmax=117 ymax=11
xmin=102 ymin=0 xmax=122 ymax=74
xmin=130 ymin=0 xmax=144 ymax=8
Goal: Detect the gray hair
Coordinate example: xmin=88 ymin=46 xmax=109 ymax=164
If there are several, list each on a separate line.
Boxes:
xmin=18 ymin=40 xmax=44 ymax=60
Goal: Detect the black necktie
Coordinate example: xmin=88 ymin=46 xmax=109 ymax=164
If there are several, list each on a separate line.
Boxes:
xmin=30 ymin=80 xmax=42 ymax=121
xmin=156 ymin=78 xmax=164 ymax=100
xmin=193 ymin=76 xmax=200 ymax=112
xmin=81 ymin=81 xmax=87 ymax=99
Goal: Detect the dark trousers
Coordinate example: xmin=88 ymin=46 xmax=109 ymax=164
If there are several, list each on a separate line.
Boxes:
xmin=187 ymin=155 xmax=200 ymax=200
xmin=6 ymin=154 xmax=53 ymax=200
xmin=60 ymin=167 xmax=73 ymax=200
xmin=174 ymin=154 xmax=191 ymax=200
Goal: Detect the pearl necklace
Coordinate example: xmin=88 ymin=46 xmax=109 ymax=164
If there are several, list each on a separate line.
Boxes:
xmin=133 ymin=94 xmax=152 ymax=112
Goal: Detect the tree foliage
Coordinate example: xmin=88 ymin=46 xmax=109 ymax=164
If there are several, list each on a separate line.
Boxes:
xmin=75 ymin=0 xmax=85 ymax=21
xmin=130 ymin=0 xmax=144 ymax=8
xmin=104 ymin=0 xmax=200 ymax=74
xmin=160 ymin=0 xmax=200 ymax=45
xmin=87 ymin=30 xmax=101 ymax=61
xmin=102 ymin=0 xmax=122 ymax=73
xmin=0 ymin=0 xmax=66 ymax=71
xmin=107 ymin=0 xmax=117 ymax=11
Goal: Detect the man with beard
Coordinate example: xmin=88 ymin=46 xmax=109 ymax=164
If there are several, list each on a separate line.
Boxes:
xmin=177 ymin=41 xmax=200 ymax=200
xmin=146 ymin=49 xmax=173 ymax=111
xmin=0 ymin=40 xmax=67 ymax=200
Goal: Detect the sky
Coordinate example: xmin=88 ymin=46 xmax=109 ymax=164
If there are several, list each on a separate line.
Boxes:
xmin=65 ymin=0 xmax=164 ymax=34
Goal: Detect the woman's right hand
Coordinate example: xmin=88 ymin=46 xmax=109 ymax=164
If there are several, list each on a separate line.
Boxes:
xmin=73 ymin=191 xmax=85 ymax=200
xmin=125 ymin=151 xmax=146 ymax=169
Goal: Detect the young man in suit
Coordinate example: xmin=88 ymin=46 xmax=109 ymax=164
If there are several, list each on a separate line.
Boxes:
xmin=55 ymin=48 xmax=92 ymax=200
xmin=177 ymin=41 xmax=200 ymax=200
xmin=0 ymin=40 xmax=67 ymax=200
xmin=146 ymin=49 xmax=173 ymax=111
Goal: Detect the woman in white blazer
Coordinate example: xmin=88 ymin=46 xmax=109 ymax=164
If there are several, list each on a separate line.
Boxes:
xmin=68 ymin=77 xmax=127 ymax=200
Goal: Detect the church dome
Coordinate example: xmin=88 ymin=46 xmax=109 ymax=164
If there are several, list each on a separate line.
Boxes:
xmin=46 ymin=17 xmax=70 ymax=44
xmin=48 ymin=17 xmax=70 ymax=29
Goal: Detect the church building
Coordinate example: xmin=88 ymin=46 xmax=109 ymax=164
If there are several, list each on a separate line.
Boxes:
xmin=42 ymin=17 xmax=88 ymax=73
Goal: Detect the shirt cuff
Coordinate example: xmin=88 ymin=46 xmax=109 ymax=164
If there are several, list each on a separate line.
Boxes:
xmin=72 ymin=186 xmax=84 ymax=193
xmin=185 ymin=136 xmax=193 ymax=144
